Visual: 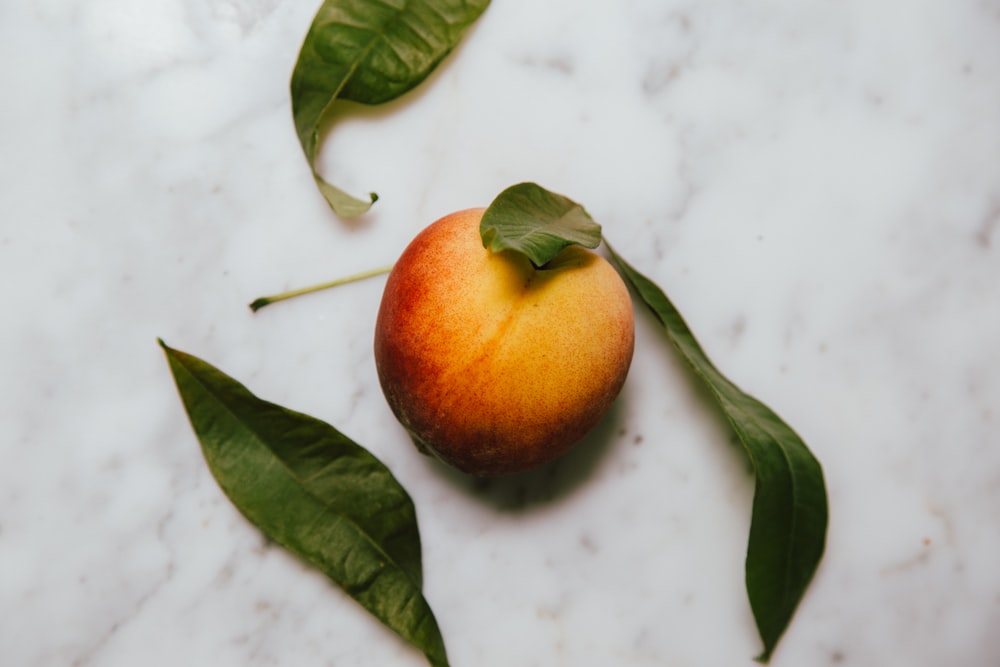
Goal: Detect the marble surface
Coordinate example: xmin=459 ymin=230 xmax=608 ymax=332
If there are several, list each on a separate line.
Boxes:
xmin=3 ymin=0 xmax=999 ymax=665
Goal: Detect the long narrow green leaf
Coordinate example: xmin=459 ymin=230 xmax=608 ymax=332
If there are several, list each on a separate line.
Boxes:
xmin=160 ymin=340 xmax=449 ymax=667
xmin=605 ymin=249 xmax=828 ymax=663
xmin=290 ymin=0 xmax=490 ymax=216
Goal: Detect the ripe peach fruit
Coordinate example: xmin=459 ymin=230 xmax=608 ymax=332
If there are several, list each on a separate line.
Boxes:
xmin=374 ymin=208 xmax=634 ymax=476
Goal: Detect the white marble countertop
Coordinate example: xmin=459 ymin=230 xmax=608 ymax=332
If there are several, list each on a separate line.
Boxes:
xmin=3 ymin=1 xmax=999 ymax=665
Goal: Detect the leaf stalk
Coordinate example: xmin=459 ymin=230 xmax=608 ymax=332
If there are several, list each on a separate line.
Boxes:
xmin=249 ymin=264 xmax=393 ymax=312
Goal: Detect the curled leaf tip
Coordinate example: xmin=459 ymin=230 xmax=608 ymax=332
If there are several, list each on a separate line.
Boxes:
xmin=291 ymin=0 xmax=489 ymax=220
xmin=314 ymin=175 xmax=379 ymax=218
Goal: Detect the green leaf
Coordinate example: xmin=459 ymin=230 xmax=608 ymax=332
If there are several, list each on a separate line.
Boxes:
xmin=290 ymin=0 xmax=491 ymax=216
xmin=604 ymin=249 xmax=828 ymax=664
xmin=159 ymin=340 xmax=449 ymax=667
xmin=480 ymin=182 xmax=603 ymax=267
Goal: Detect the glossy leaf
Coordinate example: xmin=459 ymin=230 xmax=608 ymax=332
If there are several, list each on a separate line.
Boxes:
xmin=604 ymin=250 xmax=828 ymax=663
xmin=480 ymin=182 xmax=602 ymax=267
xmin=290 ymin=0 xmax=491 ymax=216
xmin=159 ymin=340 xmax=449 ymax=667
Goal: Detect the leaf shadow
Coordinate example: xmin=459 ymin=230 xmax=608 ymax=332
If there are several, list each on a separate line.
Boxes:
xmin=419 ymin=390 xmax=629 ymax=514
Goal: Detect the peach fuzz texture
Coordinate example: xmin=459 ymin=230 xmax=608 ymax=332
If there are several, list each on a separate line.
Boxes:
xmin=374 ymin=208 xmax=635 ymax=476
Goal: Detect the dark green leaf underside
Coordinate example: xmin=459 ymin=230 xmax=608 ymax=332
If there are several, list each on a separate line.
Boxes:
xmin=480 ymin=182 xmax=602 ymax=266
xmin=604 ymin=250 xmax=828 ymax=663
xmin=160 ymin=340 xmax=449 ymax=667
xmin=291 ymin=0 xmax=490 ymax=216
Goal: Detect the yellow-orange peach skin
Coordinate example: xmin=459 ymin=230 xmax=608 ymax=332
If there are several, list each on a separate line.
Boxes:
xmin=374 ymin=208 xmax=635 ymax=476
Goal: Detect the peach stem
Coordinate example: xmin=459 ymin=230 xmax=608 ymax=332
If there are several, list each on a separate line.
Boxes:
xmin=249 ymin=264 xmax=393 ymax=312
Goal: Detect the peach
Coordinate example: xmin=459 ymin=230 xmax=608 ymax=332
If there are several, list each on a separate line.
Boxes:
xmin=373 ymin=208 xmax=634 ymax=476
